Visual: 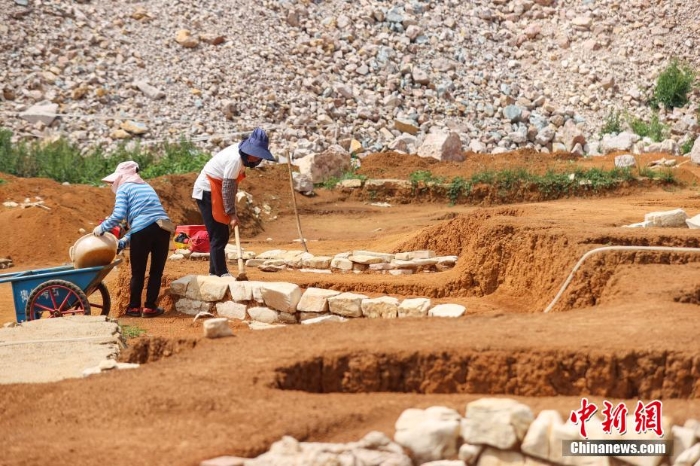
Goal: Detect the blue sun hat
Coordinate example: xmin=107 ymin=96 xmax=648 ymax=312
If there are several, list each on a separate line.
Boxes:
xmin=239 ymin=127 xmax=275 ymax=161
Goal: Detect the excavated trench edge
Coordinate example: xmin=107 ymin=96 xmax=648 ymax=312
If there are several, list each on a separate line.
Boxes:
xmin=275 ymin=350 xmax=700 ymax=399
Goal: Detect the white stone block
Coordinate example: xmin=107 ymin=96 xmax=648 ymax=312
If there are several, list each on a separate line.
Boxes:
xmin=297 ymin=288 xmax=341 ymax=313
xmin=331 ymin=257 xmax=353 ymax=270
xmin=436 ymin=256 xmax=458 ymax=271
xmin=301 ymin=314 xmax=347 ymax=325
xmin=459 ymin=444 xmax=484 ymax=465
xmin=671 ymin=426 xmax=698 ymax=464
xmin=461 ymin=398 xmax=534 ymax=450
xmin=175 ymin=298 xmax=212 ymax=316
xmin=409 ymin=250 xmax=437 ymax=259
xmin=170 ymin=275 xmax=194 ymax=296
xmin=361 ymin=296 xmax=400 ymax=318
xmin=200 ymin=456 xmax=246 ymax=466
xmin=328 ymin=292 xmax=368 ymax=317
xmin=521 ymin=410 xmax=563 ymax=460
xmin=352 ymin=250 xmax=395 ymax=261
xmin=203 ymin=318 xmax=233 ymax=338
xmin=281 ymin=250 xmax=305 ymax=268
xmin=685 ymin=214 xmax=700 ymax=229
xmin=644 ymin=208 xmax=688 ymax=228
xmin=349 ymin=254 xmax=387 ymax=265
xmin=260 ymin=282 xmax=302 ymax=313
xmin=390 ymin=269 xmax=415 ymax=275
xmin=302 ymin=256 xmax=332 ymax=269
xmin=429 ymin=304 xmax=466 ymax=318
xmin=229 ymin=281 xmax=254 ymax=302
xmin=622 ymin=221 xmax=653 ymax=228
xmin=248 ymin=307 xmax=281 ymax=324
xmin=398 ymin=298 xmax=432 ymax=317
xmin=277 ymin=311 xmax=298 ymax=325
xmin=257 ymin=249 xmax=287 ymax=259
xmin=251 ymin=282 xmax=264 ymax=303
xmin=476 ymin=448 xmax=526 ymax=466
xmin=185 ymin=276 xmax=231 ymax=301
xmin=423 ymin=461 xmax=466 ymax=466
xmin=369 ymin=263 xmax=399 ymax=270
xmin=395 ymin=416 xmax=460 ymax=464
xmin=674 ymin=443 xmax=700 ymax=466
xmin=216 ymin=301 xmax=247 ymax=320
xmin=243 ymin=259 xmax=264 ymax=268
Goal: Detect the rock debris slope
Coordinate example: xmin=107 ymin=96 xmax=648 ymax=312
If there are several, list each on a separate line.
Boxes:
xmin=1 ymin=0 xmax=699 ymax=155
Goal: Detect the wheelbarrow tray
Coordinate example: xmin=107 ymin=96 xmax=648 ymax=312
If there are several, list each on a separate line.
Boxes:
xmin=0 ymin=259 xmax=122 ymax=322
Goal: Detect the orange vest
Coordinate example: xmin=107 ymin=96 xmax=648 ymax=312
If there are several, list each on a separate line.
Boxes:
xmin=207 ymin=172 xmax=245 ymax=225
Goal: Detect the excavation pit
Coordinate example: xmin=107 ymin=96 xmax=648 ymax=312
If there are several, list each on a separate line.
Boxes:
xmin=275 ymin=350 xmax=700 ymax=399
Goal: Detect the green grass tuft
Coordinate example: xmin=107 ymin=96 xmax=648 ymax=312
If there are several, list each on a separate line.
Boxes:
xmin=120 ymin=324 xmax=146 ymax=339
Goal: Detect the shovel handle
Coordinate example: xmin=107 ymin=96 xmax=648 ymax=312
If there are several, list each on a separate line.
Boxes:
xmin=234 ymin=225 xmax=245 ymax=275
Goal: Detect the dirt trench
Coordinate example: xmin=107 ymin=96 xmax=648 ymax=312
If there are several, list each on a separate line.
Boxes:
xmin=275 ymin=349 xmax=700 ymax=399
xmin=392 ymin=208 xmax=700 ymax=312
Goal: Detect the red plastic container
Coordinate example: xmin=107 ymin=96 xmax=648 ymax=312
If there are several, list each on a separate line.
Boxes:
xmin=175 ymin=225 xmax=207 ymax=237
xmin=173 ymin=225 xmax=207 ymax=249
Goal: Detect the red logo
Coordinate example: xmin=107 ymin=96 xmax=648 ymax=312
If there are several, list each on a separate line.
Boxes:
xmin=571 ymin=399 xmax=664 ymax=438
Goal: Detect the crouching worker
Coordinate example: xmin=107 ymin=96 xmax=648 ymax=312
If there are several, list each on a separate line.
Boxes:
xmin=95 ymin=161 xmax=174 ymax=318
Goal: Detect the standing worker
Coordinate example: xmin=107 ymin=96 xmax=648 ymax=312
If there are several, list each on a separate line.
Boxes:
xmin=192 ymin=127 xmax=275 ymax=277
xmin=95 ymin=161 xmax=174 ymax=318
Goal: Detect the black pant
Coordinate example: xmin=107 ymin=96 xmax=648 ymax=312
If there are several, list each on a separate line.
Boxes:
xmin=128 ymin=222 xmax=171 ymax=309
xmin=196 ymin=191 xmax=230 ymax=276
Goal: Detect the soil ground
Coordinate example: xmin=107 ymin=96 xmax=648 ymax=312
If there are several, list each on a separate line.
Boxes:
xmin=1 ymin=151 xmax=700 ymax=466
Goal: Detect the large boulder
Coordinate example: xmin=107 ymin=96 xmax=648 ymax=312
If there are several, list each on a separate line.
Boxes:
xmin=417 ymin=132 xmax=465 ymax=162
xmin=296 ymin=145 xmax=351 ymax=184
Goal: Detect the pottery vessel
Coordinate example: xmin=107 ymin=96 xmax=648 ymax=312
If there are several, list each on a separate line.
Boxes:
xmin=69 ymin=233 xmax=118 ymax=269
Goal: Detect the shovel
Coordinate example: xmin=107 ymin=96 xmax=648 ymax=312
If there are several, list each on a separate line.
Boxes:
xmin=233 ymin=224 xmax=248 ymax=281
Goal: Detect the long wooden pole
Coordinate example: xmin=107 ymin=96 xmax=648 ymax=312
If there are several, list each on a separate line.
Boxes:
xmin=286 ymin=150 xmax=308 ymax=253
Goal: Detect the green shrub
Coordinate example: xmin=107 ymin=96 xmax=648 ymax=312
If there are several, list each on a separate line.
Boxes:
xmin=628 ymin=113 xmax=668 ymax=142
xmin=681 ymin=138 xmax=695 ymax=155
xmin=601 ymin=109 xmax=623 ymax=135
xmin=638 ymin=166 xmax=677 ymax=183
xmin=469 ymin=170 xmax=495 ymax=185
xmin=447 ymin=176 xmax=470 ymax=205
xmin=657 ymin=169 xmax=677 ymax=183
xmin=409 ymin=170 xmax=444 ymax=187
xmin=651 ymin=59 xmax=696 ymax=109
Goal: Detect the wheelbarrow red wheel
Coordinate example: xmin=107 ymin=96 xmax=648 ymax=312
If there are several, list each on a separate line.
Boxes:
xmin=25 ymin=279 xmax=91 ymax=321
xmin=87 ymin=282 xmax=111 ymax=316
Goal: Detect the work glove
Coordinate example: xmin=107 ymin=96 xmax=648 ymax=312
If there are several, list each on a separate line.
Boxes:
xmin=117 ymin=238 xmax=127 ymax=254
xmin=92 ymin=225 xmax=104 ymax=236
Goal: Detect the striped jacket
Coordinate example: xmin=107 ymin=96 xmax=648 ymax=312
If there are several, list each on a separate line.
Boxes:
xmin=101 ymin=182 xmax=169 ymax=244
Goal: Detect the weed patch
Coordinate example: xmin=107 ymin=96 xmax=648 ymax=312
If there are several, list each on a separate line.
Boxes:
xmin=601 ymin=109 xmax=623 ymax=135
xmin=120 ymin=324 xmax=146 ymax=339
xmin=627 ymin=113 xmax=668 ymax=142
xmin=0 ymin=128 xmax=209 ymax=184
xmin=650 ymin=59 xmax=696 ymax=109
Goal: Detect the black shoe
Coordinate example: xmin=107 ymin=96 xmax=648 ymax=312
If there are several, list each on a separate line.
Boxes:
xmin=125 ymin=307 xmax=142 ymax=317
xmin=142 ymin=307 xmax=165 ymax=318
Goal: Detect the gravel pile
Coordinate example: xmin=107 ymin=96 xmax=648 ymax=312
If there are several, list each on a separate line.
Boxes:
xmin=1 ymin=0 xmax=699 ymax=156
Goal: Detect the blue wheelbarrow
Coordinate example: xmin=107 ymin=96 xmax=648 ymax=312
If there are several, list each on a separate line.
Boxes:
xmin=0 ymin=259 xmax=122 ymax=322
